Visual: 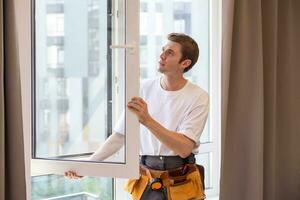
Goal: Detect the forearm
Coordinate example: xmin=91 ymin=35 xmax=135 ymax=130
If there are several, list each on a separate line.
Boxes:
xmin=89 ymin=133 xmax=124 ymax=161
xmin=127 ymin=96 xmax=195 ymax=158
xmin=144 ymin=118 xmax=195 ymax=158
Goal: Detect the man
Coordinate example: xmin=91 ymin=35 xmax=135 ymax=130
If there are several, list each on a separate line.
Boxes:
xmin=66 ymin=33 xmax=209 ymax=200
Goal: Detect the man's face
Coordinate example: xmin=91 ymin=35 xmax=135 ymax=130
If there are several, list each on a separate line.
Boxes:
xmin=158 ymin=41 xmax=186 ymax=74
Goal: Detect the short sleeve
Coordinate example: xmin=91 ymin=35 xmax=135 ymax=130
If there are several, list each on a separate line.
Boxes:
xmin=177 ymin=93 xmax=209 ymax=143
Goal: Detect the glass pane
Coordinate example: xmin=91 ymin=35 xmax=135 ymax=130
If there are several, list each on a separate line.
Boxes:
xmin=139 ymin=0 xmax=210 ymax=142
xmin=34 ymin=0 xmax=125 ymax=163
xmin=31 ymin=175 xmax=112 ymax=200
xmin=196 ymin=152 xmax=212 ymax=189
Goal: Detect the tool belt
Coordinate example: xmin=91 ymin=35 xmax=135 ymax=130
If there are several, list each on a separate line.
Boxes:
xmin=124 ymin=155 xmax=206 ymax=200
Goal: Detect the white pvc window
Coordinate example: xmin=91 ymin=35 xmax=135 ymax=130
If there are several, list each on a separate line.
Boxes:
xmin=30 ymin=0 xmax=140 ymax=179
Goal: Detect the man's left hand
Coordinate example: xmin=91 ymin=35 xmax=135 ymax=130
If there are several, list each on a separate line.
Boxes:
xmin=127 ymin=97 xmax=152 ymax=126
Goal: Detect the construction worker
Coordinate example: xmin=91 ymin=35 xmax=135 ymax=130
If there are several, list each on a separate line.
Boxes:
xmin=66 ymin=33 xmax=209 ymax=200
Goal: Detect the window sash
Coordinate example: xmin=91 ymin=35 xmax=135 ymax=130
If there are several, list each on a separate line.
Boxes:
xmin=28 ymin=0 xmax=140 ymax=179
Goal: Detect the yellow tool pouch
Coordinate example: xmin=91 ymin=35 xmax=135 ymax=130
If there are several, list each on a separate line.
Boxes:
xmin=124 ymin=175 xmax=149 ymax=200
xmin=168 ymin=166 xmax=205 ymax=200
xmin=124 ymin=164 xmax=205 ymax=200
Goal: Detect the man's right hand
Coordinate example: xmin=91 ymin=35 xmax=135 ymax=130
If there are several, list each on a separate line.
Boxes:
xmin=64 ymin=171 xmax=83 ymax=179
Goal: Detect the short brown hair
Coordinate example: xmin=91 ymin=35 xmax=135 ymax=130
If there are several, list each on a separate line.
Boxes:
xmin=167 ymin=33 xmax=199 ymax=73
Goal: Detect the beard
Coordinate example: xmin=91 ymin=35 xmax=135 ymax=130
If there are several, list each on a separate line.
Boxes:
xmin=157 ymin=67 xmax=164 ymax=73
xmin=157 ymin=63 xmax=166 ymax=73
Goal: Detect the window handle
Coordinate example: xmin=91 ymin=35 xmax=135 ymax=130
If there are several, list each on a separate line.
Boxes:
xmin=110 ymin=43 xmax=136 ymax=54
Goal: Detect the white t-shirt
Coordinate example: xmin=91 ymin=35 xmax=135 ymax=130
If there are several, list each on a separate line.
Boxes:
xmin=114 ymin=76 xmax=209 ymax=155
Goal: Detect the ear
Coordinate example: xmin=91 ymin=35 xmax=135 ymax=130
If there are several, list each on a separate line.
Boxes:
xmin=181 ymin=59 xmax=192 ymax=70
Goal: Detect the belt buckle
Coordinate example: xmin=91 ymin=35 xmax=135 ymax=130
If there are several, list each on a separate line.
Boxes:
xmin=157 ymin=156 xmax=165 ymax=170
xmin=159 ymin=156 xmax=166 ymax=170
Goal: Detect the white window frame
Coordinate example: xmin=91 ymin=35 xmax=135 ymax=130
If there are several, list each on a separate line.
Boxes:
xmin=17 ymin=0 xmax=220 ymax=199
xmin=199 ymin=0 xmax=221 ymax=198
xmin=20 ymin=0 xmax=140 ymax=198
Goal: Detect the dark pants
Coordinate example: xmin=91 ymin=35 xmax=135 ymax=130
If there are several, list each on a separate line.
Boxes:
xmin=140 ymin=185 xmax=168 ymax=200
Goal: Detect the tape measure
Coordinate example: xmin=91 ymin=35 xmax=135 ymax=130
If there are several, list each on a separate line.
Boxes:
xmin=150 ymin=178 xmax=163 ymax=190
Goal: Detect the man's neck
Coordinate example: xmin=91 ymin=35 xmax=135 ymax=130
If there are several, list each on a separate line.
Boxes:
xmin=161 ymin=75 xmax=187 ymax=91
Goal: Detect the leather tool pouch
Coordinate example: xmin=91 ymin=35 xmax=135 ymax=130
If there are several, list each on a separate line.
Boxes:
xmin=125 ymin=164 xmax=206 ymax=200
xmin=196 ymin=164 xmax=205 ymax=190
xmin=168 ymin=164 xmax=206 ymax=200
xmin=124 ymin=175 xmax=149 ymax=200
